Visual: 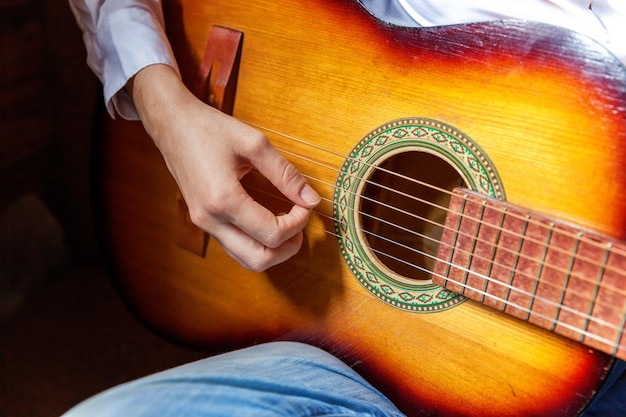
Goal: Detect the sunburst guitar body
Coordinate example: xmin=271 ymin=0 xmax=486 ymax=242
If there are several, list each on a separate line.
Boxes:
xmin=94 ymin=0 xmax=626 ymax=415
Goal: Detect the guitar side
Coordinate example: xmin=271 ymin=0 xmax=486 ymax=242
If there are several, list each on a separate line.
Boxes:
xmin=94 ymin=0 xmax=626 ymax=415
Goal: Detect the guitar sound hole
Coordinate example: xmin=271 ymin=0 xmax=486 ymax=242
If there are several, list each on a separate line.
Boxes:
xmin=360 ymin=151 xmax=465 ymax=282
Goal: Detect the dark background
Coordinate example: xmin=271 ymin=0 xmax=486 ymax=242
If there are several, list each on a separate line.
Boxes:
xmin=0 ymin=1 xmax=207 ymax=415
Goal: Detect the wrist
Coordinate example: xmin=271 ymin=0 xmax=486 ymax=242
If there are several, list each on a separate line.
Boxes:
xmin=127 ymin=64 xmax=190 ymax=144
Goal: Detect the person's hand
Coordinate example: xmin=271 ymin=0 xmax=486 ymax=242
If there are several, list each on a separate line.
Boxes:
xmin=128 ymin=64 xmax=321 ymax=271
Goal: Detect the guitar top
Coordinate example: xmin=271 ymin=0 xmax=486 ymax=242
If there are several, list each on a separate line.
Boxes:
xmin=95 ymin=0 xmax=626 ymax=415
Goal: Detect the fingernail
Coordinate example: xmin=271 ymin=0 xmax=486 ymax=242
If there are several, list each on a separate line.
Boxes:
xmin=300 ymin=184 xmax=321 ymax=206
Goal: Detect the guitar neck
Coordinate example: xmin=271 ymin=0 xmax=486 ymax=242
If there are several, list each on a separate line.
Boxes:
xmin=434 ymin=188 xmax=626 ymax=361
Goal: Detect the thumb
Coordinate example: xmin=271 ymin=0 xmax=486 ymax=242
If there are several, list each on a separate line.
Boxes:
xmin=251 ymin=142 xmax=321 ymax=208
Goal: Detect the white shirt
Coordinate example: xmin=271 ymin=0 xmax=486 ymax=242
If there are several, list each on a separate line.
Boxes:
xmin=69 ymin=0 xmax=626 ymax=120
xmin=361 ymin=0 xmax=626 ymax=63
xmin=69 ymin=0 xmax=179 ymax=119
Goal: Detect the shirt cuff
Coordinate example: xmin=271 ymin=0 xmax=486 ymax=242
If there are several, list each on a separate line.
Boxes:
xmin=101 ymin=5 xmax=179 ymax=120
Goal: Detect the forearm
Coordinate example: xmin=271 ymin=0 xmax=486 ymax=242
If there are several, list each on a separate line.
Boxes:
xmin=127 ymin=64 xmax=189 ymax=140
xmin=68 ymin=0 xmax=179 ymax=119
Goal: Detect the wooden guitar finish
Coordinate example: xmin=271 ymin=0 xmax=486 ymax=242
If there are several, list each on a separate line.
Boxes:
xmin=94 ymin=0 xmax=626 ymax=415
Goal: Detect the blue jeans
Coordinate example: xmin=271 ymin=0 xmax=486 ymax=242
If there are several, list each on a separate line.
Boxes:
xmin=581 ymin=359 xmax=626 ymax=417
xmin=61 ymin=342 xmax=406 ymax=417
xmin=62 ymin=341 xmax=624 ymax=416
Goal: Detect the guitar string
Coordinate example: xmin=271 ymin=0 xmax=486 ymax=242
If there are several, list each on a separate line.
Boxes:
xmin=239 ymin=137 xmax=626 ymax=311
xmin=247 ymin=182 xmax=626 ymax=348
xmin=269 ymin=144 xmax=626 ymax=294
xmin=239 ymin=123 xmax=626 ymax=342
xmin=250 ymin=121 xmax=626 ymax=263
xmin=248 ymin=123 xmax=626 ymax=285
xmin=294 ymin=169 xmax=605 ymax=295
xmin=295 ymin=162 xmax=626 ymax=299
xmin=248 ymin=175 xmax=626 ymax=320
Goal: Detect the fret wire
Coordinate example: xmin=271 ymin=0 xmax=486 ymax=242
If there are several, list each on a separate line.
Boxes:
xmin=613 ymin=311 xmax=626 ymax=356
xmin=552 ymin=232 xmax=582 ymax=332
xmin=476 ymin=201 xmax=489 ymax=303
xmin=526 ymin=221 xmax=555 ymax=322
xmin=482 ymin=203 xmax=506 ymax=302
xmin=582 ymin=243 xmax=611 ymax=343
xmin=504 ymin=214 xmax=530 ymax=313
xmin=463 ymin=199 xmax=486 ymax=299
xmin=445 ymin=195 xmax=467 ymax=293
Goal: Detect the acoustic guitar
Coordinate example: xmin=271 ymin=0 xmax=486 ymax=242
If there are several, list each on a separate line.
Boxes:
xmin=93 ymin=0 xmax=626 ymax=415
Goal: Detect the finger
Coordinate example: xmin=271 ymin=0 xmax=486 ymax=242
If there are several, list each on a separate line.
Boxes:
xmin=225 ymin=185 xmax=313 ymax=249
xmin=213 ymin=222 xmax=305 ymax=271
xmin=244 ymin=139 xmax=321 ymax=209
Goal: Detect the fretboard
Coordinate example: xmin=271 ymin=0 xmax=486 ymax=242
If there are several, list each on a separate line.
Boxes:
xmin=433 ymin=188 xmax=626 ymax=361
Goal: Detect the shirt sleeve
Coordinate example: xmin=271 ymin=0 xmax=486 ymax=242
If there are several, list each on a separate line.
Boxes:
xmin=69 ymin=0 xmax=180 ymax=120
xmin=358 ymin=0 xmax=626 ymax=66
